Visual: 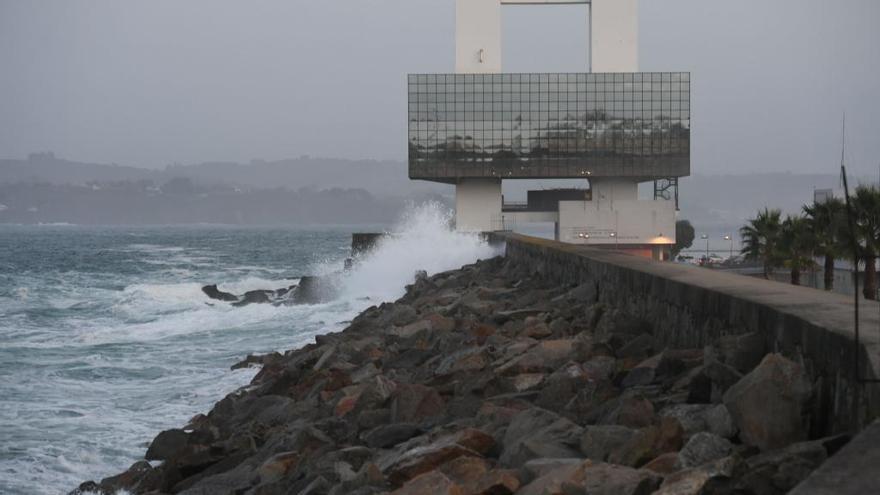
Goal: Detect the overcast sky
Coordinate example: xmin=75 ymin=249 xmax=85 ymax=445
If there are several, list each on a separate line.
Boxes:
xmin=1 ymin=0 xmax=878 ymax=176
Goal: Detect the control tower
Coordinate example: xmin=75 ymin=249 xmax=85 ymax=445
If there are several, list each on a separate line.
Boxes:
xmin=407 ymin=0 xmax=690 ymax=260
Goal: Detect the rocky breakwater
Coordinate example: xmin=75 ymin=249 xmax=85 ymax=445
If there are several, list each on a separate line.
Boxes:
xmin=74 ymin=256 xmax=852 ymax=495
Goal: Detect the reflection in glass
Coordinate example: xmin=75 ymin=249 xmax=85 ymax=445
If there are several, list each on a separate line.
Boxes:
xmin=408 ymin=72 xmax=690 ymax=179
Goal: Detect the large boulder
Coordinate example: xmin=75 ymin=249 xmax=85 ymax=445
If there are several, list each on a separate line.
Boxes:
xmin=380 ymin=428 xmax=494 ymax=486
xmin=363 ymin=424 xmax=423 ymax=449
xmin=579 ymin=425 xmax=638 ymax=462
xmin=677 ymin=432 xmax=733 ymax=469
xmin=391 ymin=383 xmax=445 ymax=423
xmin=600 ymin=397 xmax=655 ymax=429
xmin=608 ymin=417 xmax=684 ymax=468
xmin=145 ymin=428 xmax=189 ymax=461
xmin=576 ymin=462 xmax=662 ymax=495
xmin=654 ymin=456 xmax=739 ymax=495
xmin=733 ymin=438 xmax=839 ymax=495
xmin=500 ymin=408 xmax=584 ymax=467
xmin=722 ymin=353 xmax=811 ymax=450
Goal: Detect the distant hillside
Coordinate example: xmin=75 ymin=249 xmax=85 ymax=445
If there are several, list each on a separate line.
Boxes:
xmin=1 ymin=153 xmax=869 ymax=229
xmin=0 ymin=181 xmax=451 ymax=225
xmin=0 ymin=153 xmax=447 ymax=199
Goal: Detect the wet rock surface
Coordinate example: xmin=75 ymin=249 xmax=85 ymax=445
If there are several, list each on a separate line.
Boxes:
xmin=201 ymin=274 xmax=337 ymax=307
xmin=77 ymin=256 xmax=847 ymax=494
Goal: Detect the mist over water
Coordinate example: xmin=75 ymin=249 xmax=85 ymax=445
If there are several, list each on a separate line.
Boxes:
xmin=0 ymin=203 xmax=499 ymax=494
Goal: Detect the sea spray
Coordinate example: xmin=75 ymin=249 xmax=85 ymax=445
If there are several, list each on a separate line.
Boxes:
xmin=338 ymin=201 xmax=502 ymax=302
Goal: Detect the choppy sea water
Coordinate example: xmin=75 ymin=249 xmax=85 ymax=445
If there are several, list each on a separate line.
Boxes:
xmin=0 ymin=204 xmax=500 ymax=494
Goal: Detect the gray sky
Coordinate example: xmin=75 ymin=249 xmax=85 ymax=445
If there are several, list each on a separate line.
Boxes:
xmin=1 ymin=0 xmax=878 ymax=176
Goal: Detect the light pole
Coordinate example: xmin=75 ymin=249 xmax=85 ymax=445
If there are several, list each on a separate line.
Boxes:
xmin=723 ymin=234 xmax=733 ymax=261
xmin=701 ymin=234 xmax=709 ymax=265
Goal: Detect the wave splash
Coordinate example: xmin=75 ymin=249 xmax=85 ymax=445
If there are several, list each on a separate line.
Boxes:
xmin=339 ymin=201 xmax=502 ymax=302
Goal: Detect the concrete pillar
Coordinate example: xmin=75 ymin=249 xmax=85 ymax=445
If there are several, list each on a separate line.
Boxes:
xmin=455 ymin=0 xmax=502 ymax=74
xmin=590 ymin=0 xmax=638 ymax=72
xmin=590 ymin=178 xmax=638 ymax=206
xmin=455 ymin=178 xmax=502 ymax=232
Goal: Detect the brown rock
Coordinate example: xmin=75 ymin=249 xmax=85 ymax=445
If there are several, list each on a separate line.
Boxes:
xmin=335 ymin=390 xmax=362 ymax=417
xmin=391 ymin=470 xmax=466 ymax=495
xmin=427 ymin=313 xmax=457 ymax=332
xmin=473 ymin=469 xmax=521 ymax=495
xmin=574 ymin=462 xmax=662 ymax=495
xmin=521 ymin=316 xmax=552 ymax=339
xmin=722 ymin=353 xmax=811 ymax=450
xmin=451 ymin=428 xmax=497 ymax=455
xmin=470 ymin=323 xmax=497 ymax=344
xmin=257 ymin=451 xmax=301 ymax=483
xmin=440 ymin=456 xmax=491 ymax=487
xmin=642 ymin=452 xmax=680 ymax=474
xmin=392 ymin=383 xmax=445 ymax=423
xmin=608 ymin=418 xmax=682 ymax=468
xmin=436 ymin=347 xmax=489 ymax=376
xmin=381 ymin=429 xmax=494 ymax=485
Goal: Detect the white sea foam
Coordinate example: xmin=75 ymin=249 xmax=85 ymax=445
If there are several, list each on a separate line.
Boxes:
xmin=339 ymin=201 xmax=501 ymax=302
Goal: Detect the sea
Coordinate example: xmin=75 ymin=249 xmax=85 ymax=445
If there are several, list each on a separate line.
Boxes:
xmin=0 ymin=203 xmax=500 ymax=495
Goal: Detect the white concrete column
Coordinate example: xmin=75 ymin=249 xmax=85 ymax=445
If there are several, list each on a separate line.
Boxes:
xmin=591 ymin=0 xmax=638 ymax=72
xmin=455 ymin=178 xmax=502 ymax=232
xmin=590 ymin=178 xmax=638 ymax=206
xmin=455 ymin=0 xmax=502 ymax=73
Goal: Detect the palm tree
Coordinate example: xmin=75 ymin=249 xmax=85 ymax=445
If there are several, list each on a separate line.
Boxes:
xmin=803 ymin=197 xmax=845 ymax=290
xmin=850 ymin=186 xmax=880 ymax=300
xmin=740 ymin=208 xmax=783 ymax=279
xmin=780 ymin=215 xmax=816 ymax=285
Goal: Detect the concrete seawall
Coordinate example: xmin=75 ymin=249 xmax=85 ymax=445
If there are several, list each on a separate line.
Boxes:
xmin=491 ymin=232 xmax=880 ymax=435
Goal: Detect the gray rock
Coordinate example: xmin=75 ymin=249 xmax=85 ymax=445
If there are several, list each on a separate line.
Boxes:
xmin=145 ymin=428 xmax=189 ymax=461
xmin=658 ymin=403 xmax=715 ymax=437
xmin=704 ymin=404 xmax=737 ymax=439
xmin=678 ymin=432 xmax=733 ymax=468
xmin=579 ymin=425 xmax=638 ymax=461
xmin=723 ymin=353 xmax=811 ymax=450
xmin=501 ymin=408 xmax=584 ymax=467
xmin=687 ymin=359 xmax=743 ymax=404
xmin=735 ymin=439 xmax=830 ymax=494
xmin=523 ymin=457 xmax=585 ymax=479
xmin=577 ymin=462 xmax=662 ymax=495
xmin=362 ymin=423 xmax=422 ymax=449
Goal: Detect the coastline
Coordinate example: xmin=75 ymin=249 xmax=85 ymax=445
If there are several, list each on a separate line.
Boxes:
xmin=74 ymin=253 xmax=853 ymax=494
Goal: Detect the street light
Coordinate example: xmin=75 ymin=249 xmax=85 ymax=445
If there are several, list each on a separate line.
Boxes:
xmin=723 ymin=234 xmax=733 ymax=261
xmin=701 ymin=234 xmax=709 ymax=265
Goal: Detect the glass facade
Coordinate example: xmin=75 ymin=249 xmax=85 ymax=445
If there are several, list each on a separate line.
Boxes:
xmin=408 ymin=72 xmax=690 ymax=181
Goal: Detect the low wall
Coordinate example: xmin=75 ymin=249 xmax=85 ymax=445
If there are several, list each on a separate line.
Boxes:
xmin=492 ymin=232 xmax=880 ymax=435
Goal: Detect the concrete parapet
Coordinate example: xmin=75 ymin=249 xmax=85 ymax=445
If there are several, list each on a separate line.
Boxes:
xmin=491 ymin=232 xmax=880 ymax=435
xmin=791 ymin=419 xmax=880 ymax=494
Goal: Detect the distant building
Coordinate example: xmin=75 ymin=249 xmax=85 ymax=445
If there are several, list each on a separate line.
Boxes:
xmin=407 ymin=0 xmax=690 ymax=260
xmin=814 ymin=188 xmax=834 ymax=204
